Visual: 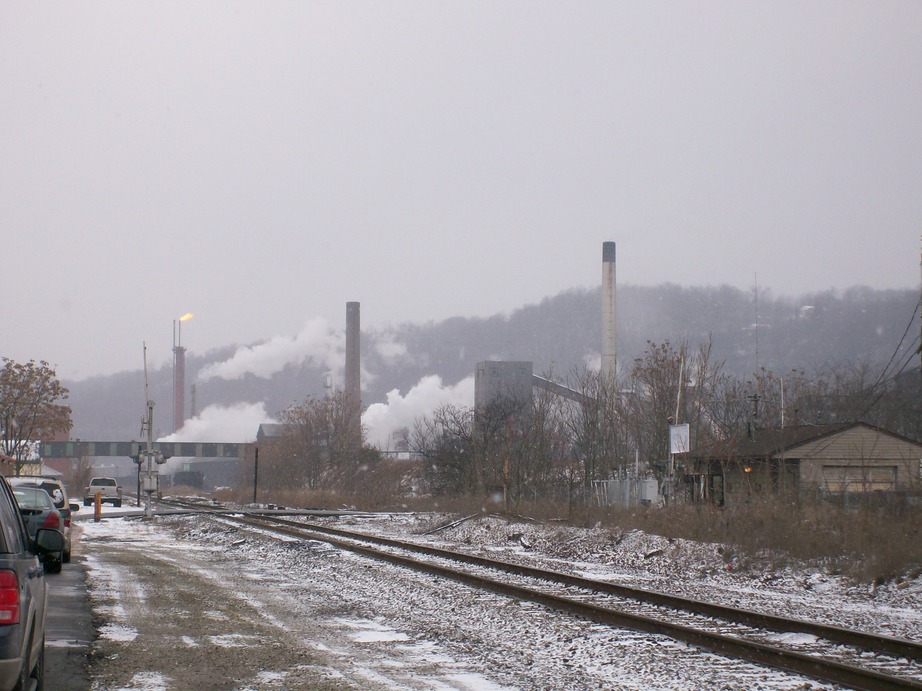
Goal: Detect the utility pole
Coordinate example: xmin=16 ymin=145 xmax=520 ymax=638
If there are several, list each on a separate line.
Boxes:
xmin=252 ymin=447 xmax=259 ymax=504
xmin=143 ymin=398 xmax=155 ymax=519
xmin=139 ymin=344 xmax=166 ymax=518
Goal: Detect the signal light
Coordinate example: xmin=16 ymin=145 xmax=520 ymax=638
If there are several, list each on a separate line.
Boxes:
xmin=43 ymin=512 xmax=61 ymax=530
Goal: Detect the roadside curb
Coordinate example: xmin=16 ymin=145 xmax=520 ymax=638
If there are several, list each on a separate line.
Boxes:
xmin=46 ymin=557 xmax=93 ymax=690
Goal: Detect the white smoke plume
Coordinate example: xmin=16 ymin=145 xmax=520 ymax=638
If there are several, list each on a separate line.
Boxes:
xmin=362 ymin=375 xmax=474 ymax=450
xmin=159 ymin=402 xmax=274 ymax=444
xmin=187 ymin=316 xmax=465 ymax=452
xmin=374 ymin=332 xmax=408 ymax=362
xmin=197 ymin=318 xmax=345 ymax=382
xmin=583 ymin=352 xmax=601 ymax=372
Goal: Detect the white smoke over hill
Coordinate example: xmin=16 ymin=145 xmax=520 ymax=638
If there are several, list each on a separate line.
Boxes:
xmin=363 ymin=375 xmax=474 ymax=450
xmin=162 ymin=376 xmax=474 ymax=455
xmin=156 ymin=402 xmax=273 ymax=474
xmin=159 ymin=402 xmax=273 ymax=444
xmin=182 ymin=319 xmax=477 ymax=453
xmin=197 ymin=318 xmax=345 ymax=382
xmin=374 ymin=332 xmax=409 ymax=363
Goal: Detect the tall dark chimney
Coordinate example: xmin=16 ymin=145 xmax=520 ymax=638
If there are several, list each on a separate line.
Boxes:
xmin=345 ymin=302 xmax=362 ymax=441
xmin=172 ymin=319 xmax=187 ymax=433
xmin=345 ymin=302 xmax=360 ymax=404
xmin=601 ymin=241 xmax=617 ymax=381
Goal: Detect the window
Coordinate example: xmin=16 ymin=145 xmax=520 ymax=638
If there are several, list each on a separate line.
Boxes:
xmin=822 ymin=465 xmax=896 ymax=492
xmin=0 ymin=483 xmax=25 ymax=554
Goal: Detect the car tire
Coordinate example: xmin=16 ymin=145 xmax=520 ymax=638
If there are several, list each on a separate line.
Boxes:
xmin=13 ymin=652 xmax=27 ymax=691
xmin=12 ymin=630 xmax=38 ymax=691
xmin=33 ymin=635 xmax=45 ymax=691
xmin=45 ymin=557 xmax=62 ymax=575
xmin=63 ymin=549 xmax=71 ymax=564
xmin=83 ymin=499 xmax=91 ymax=507
xmin=114 ymin=500 xmax=122 ymax=508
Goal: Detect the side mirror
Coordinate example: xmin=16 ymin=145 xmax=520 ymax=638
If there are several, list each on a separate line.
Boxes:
xmin=69 ymin=502 xmax=81 ymax=513
xmin=35 ymin=528 xmax=64 ymax=555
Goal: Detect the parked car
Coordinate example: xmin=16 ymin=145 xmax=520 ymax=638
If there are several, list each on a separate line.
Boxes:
xmin=0 ymin=475 xmax=64 ymax=690
xmin=84 ymin=477 xmax=122 ymax=507
xmin=8 ymin=477 xmax=79 ymax=563
xmin=11 ymin=487 xmax=64 ymax=574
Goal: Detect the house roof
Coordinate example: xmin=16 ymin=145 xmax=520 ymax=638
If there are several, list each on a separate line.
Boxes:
xmin=256 ymin=423 xmax=290 ymax=442
xmin=688 ymin=421 xmax=909 ymax=460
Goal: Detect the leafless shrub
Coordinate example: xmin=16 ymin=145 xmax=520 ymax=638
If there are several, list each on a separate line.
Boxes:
xmin=211 ymin=475 xmax=920 ymax=583
xmin=593 ymin=496 xmax=922 ymax=582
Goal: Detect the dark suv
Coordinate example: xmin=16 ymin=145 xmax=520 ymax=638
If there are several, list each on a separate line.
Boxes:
xmin=0 ymin=475 xmax=63 ymax=690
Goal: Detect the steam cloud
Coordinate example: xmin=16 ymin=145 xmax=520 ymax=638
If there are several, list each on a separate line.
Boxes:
xmin=189 ymin=319 xmax=474 ymax=452
xmin=159 ymin=402 xmax=273 ymax=444
xmin=363 ymin=375 xmax=474 ymax=449
xmin=374 ymin=333 xmax=408 ymax=362
xmin=197 ymin=318 xmax=345 ymax=382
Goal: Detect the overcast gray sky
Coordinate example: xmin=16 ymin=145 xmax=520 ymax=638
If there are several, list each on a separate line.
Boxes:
xmin=3 ymin=1 xmax=921 ymax=381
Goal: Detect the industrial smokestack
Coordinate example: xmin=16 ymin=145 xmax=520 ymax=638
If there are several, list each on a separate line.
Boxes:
xmin=172 ymin=314 xmax=193 ymax=432
xmin=601 ymin=241 xmax=617 ymax=381
xmin=345 ymin=302 xmax=360 ymax=403
xmin=345 ymin=302 xmax=362 ymax=442
xmin=172 ymin=324 xmax=186 ymax=433
xmin=172 ymin=345 xmax=185 ymax=432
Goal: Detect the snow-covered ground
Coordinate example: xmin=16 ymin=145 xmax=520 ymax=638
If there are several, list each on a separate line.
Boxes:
xmin=74 ymin=502 xmax=921 ymax=690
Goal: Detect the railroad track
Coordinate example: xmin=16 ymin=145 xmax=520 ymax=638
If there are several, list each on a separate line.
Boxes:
xmin=156 ymin=497 xmax=922 ymax=690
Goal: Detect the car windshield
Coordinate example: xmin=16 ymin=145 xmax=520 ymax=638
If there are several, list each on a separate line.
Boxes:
xmin=13 ymin=487 xmax=52 ymax=510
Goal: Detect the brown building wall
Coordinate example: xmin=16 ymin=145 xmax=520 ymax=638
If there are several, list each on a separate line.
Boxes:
xmin=794 ymin=427 xmax=921 ymax=492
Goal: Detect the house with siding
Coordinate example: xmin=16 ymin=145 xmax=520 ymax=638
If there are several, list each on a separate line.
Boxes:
xmin=686 ymin=422 xmax=922 ymax=505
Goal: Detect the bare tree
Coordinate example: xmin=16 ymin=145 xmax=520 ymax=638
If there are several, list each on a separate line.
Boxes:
xmin=0 ymin=358 xmax=72 ymax=476
xmin=563 ymin=366 xmax=625 ymax=490
xmin=263 ymin=391 xmax=372 ymax=492
xmin=412 ymin=385 xmax=572 ymax=507
xmin=68 ymin=443 xmax=95 ymax=498
xmin=622 ymin=341 xmax=691 ymax=466
xmin=508 ymin=383 xmax=570 ymax=507
xmin=410 ymin=404 xmax=474 ymax=496
xmin=616 ymin=339 xmax=728 ymax=503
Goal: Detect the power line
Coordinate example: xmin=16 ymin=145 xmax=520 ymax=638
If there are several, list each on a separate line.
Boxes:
xmin=851 ymin=295 xmax=922 ymax=419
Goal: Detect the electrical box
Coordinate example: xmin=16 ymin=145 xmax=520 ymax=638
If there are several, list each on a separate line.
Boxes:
xmin=640 ymin=478 xmax=659 ymax=503
xmin=142 ymin=473 xmax=159 ymax=493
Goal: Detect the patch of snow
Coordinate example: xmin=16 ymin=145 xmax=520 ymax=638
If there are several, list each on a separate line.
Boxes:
xmin=116 ymin=670 xmax=172 ymax=691
xmin=337 ymin=617 xmax=412 ymax=643
xmin=207 ymin=633 xmax=263 ymax=648
xmin=46 ymin=639 xmax=90 ymax=648
xmin=766 ymin=632 xmax=820 ymax=646
xmin=98 ymin=623 xmax=138 ymax=642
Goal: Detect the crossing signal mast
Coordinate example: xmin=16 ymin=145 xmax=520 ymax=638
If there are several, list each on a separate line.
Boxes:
xmin=138 ymin=343 xmax=167 ymax=518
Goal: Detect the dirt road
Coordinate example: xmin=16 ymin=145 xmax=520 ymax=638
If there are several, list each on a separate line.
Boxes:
xmin=80 ymin=516 xmax=518 ymax=690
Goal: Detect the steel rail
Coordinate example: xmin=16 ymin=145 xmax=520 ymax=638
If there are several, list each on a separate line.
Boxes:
xmin=251 ymin=511 xmax=922 ymax=663
xmin=169 ymin=504 xmax=921 ymax=691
